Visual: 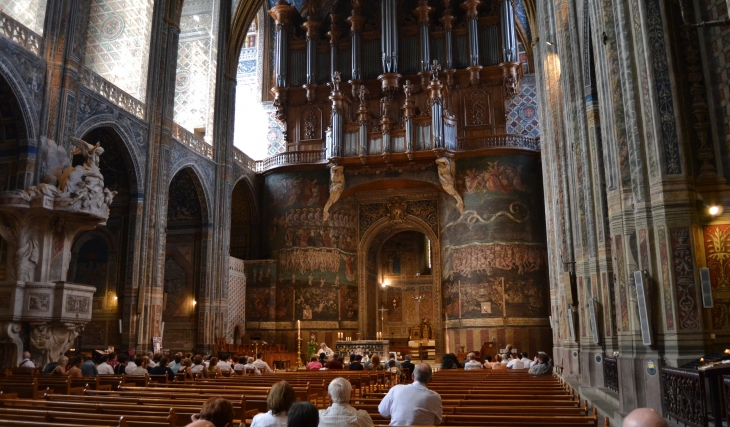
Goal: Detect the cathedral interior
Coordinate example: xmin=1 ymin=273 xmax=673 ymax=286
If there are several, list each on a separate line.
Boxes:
xmin=1 ymin=0 xmax=730 ymax=423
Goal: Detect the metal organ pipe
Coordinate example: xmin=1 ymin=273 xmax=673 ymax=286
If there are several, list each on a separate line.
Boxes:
xmin=381 ymin=0 xmax=398 ymax=74
xmin=500 ymin=0 xmax=517 ymax=63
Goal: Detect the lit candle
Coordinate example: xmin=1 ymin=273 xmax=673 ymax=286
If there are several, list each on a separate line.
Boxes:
xmin=700 ymin=357 xmax=705 ymax=363
xmin=297 ymin=320 xmax=301 ymax=340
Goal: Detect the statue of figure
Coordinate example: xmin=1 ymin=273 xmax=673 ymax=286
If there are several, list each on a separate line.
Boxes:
xmin=436 ymin=157 xmax=464 ymax=214
xmin=430 ymin=60 xmax=442 ymax=82
xmin=331 ymin=71 xmax=341 ymax=92
xmin=323 ymin=166 xmax=345 ymax=222
xmin=419 ymin=318 xmax=433 ymax=340
xmin=358 ymin=85 xmax=368 ymax=106
xmin=403 ymin=80 xmax=413 ymax=99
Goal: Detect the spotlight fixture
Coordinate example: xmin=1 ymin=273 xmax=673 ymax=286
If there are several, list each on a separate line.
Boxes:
xmin=709 ymin=205 xmax=721 ymax=216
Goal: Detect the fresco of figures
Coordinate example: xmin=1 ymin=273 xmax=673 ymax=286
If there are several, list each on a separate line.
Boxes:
xmin=440 ymin=155 xmax=549 ymax=321
xmin=703 ymin=225 xmax=730 ymax=330
xmin=251 ymin=170 xmax=360 ymax=323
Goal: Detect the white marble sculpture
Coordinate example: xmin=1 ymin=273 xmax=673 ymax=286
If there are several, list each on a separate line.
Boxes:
xmin=436 ymin=157 xmax=464 ymax=214
xmin=323 ymin=166 xmax=345 ymax=222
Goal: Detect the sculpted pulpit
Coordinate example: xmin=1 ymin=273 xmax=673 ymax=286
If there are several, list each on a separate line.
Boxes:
xmin=0 ymin=137 xmax=115 ymax=367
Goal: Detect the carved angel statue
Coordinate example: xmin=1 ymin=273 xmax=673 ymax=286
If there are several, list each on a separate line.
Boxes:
xmin=331 ymin=71 xmax=341 ymax=92
xmin=323 ymin=166 xmax=345 ymax=222
xmin=436 ymin=157 xmax=464 ymax=214
xmin=430 ymin=60 xmax=442 ymax=82
xmin=403 ymin=80 xmax=414 ymax=99
xmin=358 ymin=85 xmax=368 ymax=106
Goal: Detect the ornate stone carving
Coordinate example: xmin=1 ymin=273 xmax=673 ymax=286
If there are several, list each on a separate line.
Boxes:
xmin=435 ymin=157 xmax=464 ymax=214
xmin=387 ymin=197 xmax=408 ymax=222
xmin=323 ymin=166 xmax=345 ymax=223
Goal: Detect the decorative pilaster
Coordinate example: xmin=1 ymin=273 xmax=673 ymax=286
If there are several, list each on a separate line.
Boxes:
xmin=414 ymin=0 xmax=433 ymax=88
xmin=440 ymin=0 xmax=456 ymax=87
xmin=462 ymin=0 xmax=482 ymax=86
xmin=348 ymin=0 xmax=364 ymax=95
xmin=357 ymin=85 xmax=370 ymax=164
xmin=269 ymin=0 xmax=297 ymax=118
xmin=427 ymin=61 xmax=445 ymax=152
xmin=329 ymin=72 xmax=345 ymax=161
xmin=402 ymin=80 xmax=416 ymax=160
xmin=499 ymin=0 xmax=519 ymax=98
xmin=381 ymin=96 xmax=392 ymax=163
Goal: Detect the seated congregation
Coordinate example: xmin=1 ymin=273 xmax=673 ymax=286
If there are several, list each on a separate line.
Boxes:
xmin=0 ymin=345 xmax=630 ymax=427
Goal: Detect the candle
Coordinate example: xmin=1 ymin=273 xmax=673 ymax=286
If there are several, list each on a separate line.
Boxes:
xmin=297 ymin=320 xmax=301 ymax=340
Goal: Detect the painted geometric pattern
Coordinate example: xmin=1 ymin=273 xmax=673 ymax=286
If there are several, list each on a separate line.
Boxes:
xmin=506 ymin=75 xmax=539 ymax=138
xmin=0 ymin=0 xmax=47 ymax=34
xmin=83 ymin=0 xmax=154 ymax=101
xmin=227 ymin=257 xmax=246 ymax=343
xmin=173 ymin=4 xmax=216 ymax=135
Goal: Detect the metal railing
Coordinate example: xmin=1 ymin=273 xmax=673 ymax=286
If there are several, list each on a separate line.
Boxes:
xmin=661 ymin=367 xmax=707 ymax=427
xmin=602 ymin=357 xmax=619 ymax=393
xmin=254 ymin=149 xmax=327 ymax=172
xmin=0 ymin=11 xmax=41 ymax=55
xmin=172 ymin=122 xmax=213 ymax=159
xmin=81 ymin=68 xmax=145 ymax=120
xmin=456 ymin=134 xmax=541 ymax=151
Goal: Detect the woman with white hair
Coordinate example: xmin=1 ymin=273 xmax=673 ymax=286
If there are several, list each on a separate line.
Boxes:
xmin=318 ymin=377 xmax=374 ymax=427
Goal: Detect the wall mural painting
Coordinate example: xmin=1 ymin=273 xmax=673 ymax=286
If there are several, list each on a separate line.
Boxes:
xmin=703 ymin=225 xmax=730 ymax=329
xmin=658 ymin=227 xmax=675 ymax=331
xmin=72 ymin=236 xmax=110 ymax=296
xmin=168 ymin=170 xmax=204 ymax=222
xmin=613 ymin=235 xmax=629 ymax=331
xmin=441 ymin=155 xmax=548 ymax=322
xmin=261 ymin=170 xmax=359 ymax=323
xmin=244 ymin=262 xmax=276 ymax=321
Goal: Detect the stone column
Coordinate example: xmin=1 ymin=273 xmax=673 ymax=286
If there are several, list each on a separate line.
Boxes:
xmin=440 ymin=1 xmax=456 ymax=87
xmin=414 ymin=0 xmax=433 ymax=88
xmin=462 ymin=0 xmax=482 ymax=86
xmin=402 ymin=80 xmax=416 ymax=160
xmin=427 ymin=61 xmax=444 ymax=151
xmin=269 ymin=0 xmax=297 ymax=120
xmin=302 ymin=12 xmax=320 ymax=103
xmin=329 ymin=72 xmax=345 ymax=161
xmin=348 ymin=0 xmax=364 ymax=94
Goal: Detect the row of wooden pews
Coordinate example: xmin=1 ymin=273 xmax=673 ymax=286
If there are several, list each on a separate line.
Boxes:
xmin=0 ymin=366 xmax=607 ymax=427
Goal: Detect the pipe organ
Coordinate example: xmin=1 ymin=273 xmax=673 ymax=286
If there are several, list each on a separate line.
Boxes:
xmin=270 ymin=0 xmax=523 ymax=162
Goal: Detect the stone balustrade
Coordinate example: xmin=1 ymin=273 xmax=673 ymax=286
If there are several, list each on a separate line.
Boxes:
xmin=80 ymin=68 xmax=146 ymax=120
xmin=171 ymin=122 xmax=213 ymax=159
xmin=0 ymin=11 xmax=42 ymax=55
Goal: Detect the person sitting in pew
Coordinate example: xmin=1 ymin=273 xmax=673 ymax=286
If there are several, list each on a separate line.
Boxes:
xmin=125 ymin=352 xmax=138 ymax=374
xmin=253 ymin=352 xmax=275 ymax=373
xmin=318 ymin=377 xmax=374 ymax=427
xmin=233 ymin=356 xmax=245 ymax=374
xmin=80 ymin=355 xmax=98 ymax=376
xmin=129 ymin=356 xmax=150 ymax=375
xmin=307 ymin=356 xmax=323 ymax=370
xmin=378 ymin=363 xmax=442 ymax=426
xmin=97 ymin=354 xmax=114 ymax=375
xmin=324 ymin=354 xmax=344 ymax=370
xmin=191 ymin=354 xmax=207 ymax=377
xmin=348 ymin=355 xmax=364 ymax=370
xmin=481 ymin=355 xmax=493 ymax=369
xmin=243 ymin=356 xmax=262 ymax=375
xmin=207 ymin=357 xmax=222 ymax=377
xmin=150 ymin=356 xmax=176 ymax=381
xmin=251 ymin=380 xmax=296 ymax=427
xmin=622 ymin=408 xmax=668 ymax=427
xmin=506 ymin=353 xmax=523 ymax=369
xmin=491 ymin=354 xmax=507 ymax=369
xmin=464 ymin=353 xmax=483 ymax=370
xmin=217 ymin=353 xmax=232 ymax=373
xmin=520 ymin=352 xmax=532 ymax=368
xmin=528 ymin=352 xmax=553 ymax=375
xmin=287 ymin=401 xmax=319 ymax=427
xmin=186 ymin=397 xmax=235 ymax=427
xmin=19 ymin=351 xmax=34 ymax=368
xmin=67 ymin=356 xmax=84 ymax=378
xmin=169 ymin=352 xmax=183 ymax=373
xmin=114 ymin=354 xmax=128 ymax=375
xmin=52 ymin=355 xmax=69 ymax=375
xmin=400 ymin=354 xmax=415 ymax=375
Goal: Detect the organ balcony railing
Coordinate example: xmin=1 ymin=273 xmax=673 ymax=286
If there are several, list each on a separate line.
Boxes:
xmin=0 ymin=11 xmax=42 ymax=55
xmin=81 ymin=68 xmax=146 ymax=120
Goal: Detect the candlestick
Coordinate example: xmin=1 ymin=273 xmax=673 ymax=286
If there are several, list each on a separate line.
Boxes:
xmin=297 ymin=320 xmax=301 ymax=340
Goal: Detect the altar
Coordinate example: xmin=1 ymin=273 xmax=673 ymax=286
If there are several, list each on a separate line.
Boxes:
xmin=336 ymin=340 xmax=389 ymax=361
xmin=407 ymin=319 xmax=435 ymax=360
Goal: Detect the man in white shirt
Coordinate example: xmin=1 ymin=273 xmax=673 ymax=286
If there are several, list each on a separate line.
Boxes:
xmin=217 ymin=354 xmax=232 ymax=373
xmin=97 ymin=355 xmax=115 ymax=375
xmin=463 ymin=353 xmax=483 ymax=370
xmin=319 ymin=377 xmax=374 ymax=427
xmin=506 ymin=353 xmax=523 ymax=369
xmin=252 ymin=352 xmax=274 ymax=373
xmin=520 ymin=352 xmax=532 ymax=368
xmin=242 ymin=357 xmax=262 ymax=375
xmin=378 ymin=363 xmax=442 ymax=426
xmin=19 ymin=351 xmax=35 ymax=368
xmin=125 ymin=355 xmax=138 ymax=374
xmin=147 ymin=352 xmax=158 ymax=368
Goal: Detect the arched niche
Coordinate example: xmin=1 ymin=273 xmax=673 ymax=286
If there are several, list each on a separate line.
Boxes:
xmin=67 ymin=126 xmax=137 ymax=352
xmin=230 ymin=177 xmax=258 ymax=260
xmin=358 ymin=210 xmax=443 ymax=358
xmin=163 ymin=167 xmax=209 ymax=351
xmin=0 ymin=72 xmax=30 ymax=192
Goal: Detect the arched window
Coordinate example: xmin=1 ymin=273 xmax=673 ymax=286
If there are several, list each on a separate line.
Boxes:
xmin=233 ymin=6 xmax=278 ymax=160
xmin=0 ymin=0 xmax=46 ymax=34
xmin=173 ymin=0 xmax=221 ymax=143
xmin=83 ymin=0 xmax=155 ymax=100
